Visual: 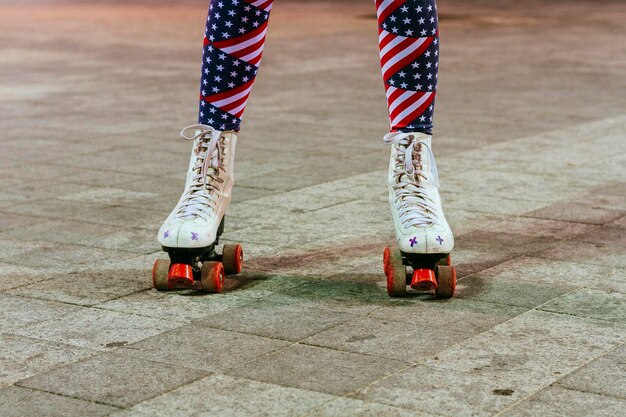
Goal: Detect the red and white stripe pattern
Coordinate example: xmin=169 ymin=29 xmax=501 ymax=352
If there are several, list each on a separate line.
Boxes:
xmin=375 ymin=0 xmax=440 ymax=132
xmin=386 ymin=86 xmax=435 ymax=130
xmin=213 ymin=21 xmax=269 ymax=66
xmin=198 ymin=0 xmax=274 ymax=131
xmin=248 ymin=0 xmax=273 ymax=12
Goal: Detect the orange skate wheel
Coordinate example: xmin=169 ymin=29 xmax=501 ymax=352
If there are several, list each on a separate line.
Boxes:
xmin=168 ymin=263 xmax=194 ymax=289
xmin=152 ymin=259 xmax=171 ymax=291
xmin=383 ymin=246 xmax=390 ymax=273
xmin=435 ymin=265 xmax=456 ymax=298
xmin=201 ymin=261 xmax=225 ymax=293
xmin=385 ymin=246 xmax=406 ymax=297
xmin=222 ymin=243 xmax=244 ymax=275
xmin=411 ymin=269 xmax=438 ymax=292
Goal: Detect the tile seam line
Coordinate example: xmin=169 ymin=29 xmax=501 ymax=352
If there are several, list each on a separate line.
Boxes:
xmin=554 ymin=375 xmax=626 ymax=402
xmin=492 ymin=341 xmax=626 ymax=417
xmin=10 ymin=384 xmax=125 ymax=410
xmin=15 ymin=366 xmax=211 ymax=412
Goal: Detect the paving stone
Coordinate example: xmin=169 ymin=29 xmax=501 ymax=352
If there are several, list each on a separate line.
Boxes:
xmin=0 ymin=333 xmax=95 ymax=387
xmin=525 ymin=202 xmax=624 ymax=225
xmin=121 ymin=325 xmax=290 ymax=372
xmin=471 ymin=256 xmax=618 ymax=288
xmin=499 ymin=385 xmax=626 ymax=417
xmin=18 ymin=350 xmax=209 ymax=408
xmin=0 ymin=386 xmax=118 ymax=417
xmin=97 ymin=288 xmax=248 ymax=322
xmin=226 ymin=344 xmax=406 ymax=396
xmin=202 ymin=300 xmax=356 ymax=342
xmin=539 ymin=288 xmax=626 ymax=322
xmin=357 ymin=364 xmax=524 ymax=417
xmin=557 ymin=343 xmax=626 ymax=399
xmin=113 ymin=374 xmax=336 ymax=417
xmin=13 ymin=307 xmax=181 ymax=351
xmin=0 ymin=212 xmax=48 ymax=233
xmin=303 ymin=398 xmax=426 ymax=417
xmin=8 ymin=269 xmax=151 ymax=306
xmin=457 ymin=257 xmax=619 ymax=308
xmin=533 ymin=226 xmax=625 ymax=267
xmin=423 ymin=310 xmax=626 ymax=391
xmin=475 ymin=215 xmax=595 ymax=240
xmin=263 ymin=278 xmax=398 ymax=314
xmin=303 ymin=314 xmax=477 ymax=363
xmin=0 ymin=294 xmax=83 ymax=333
xmin=0 ymin=239 xmax=139 ymax=270
xmin=0 ymin=263 xmax=57 ymax=291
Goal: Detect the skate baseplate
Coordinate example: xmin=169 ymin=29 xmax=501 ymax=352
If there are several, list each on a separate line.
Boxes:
xmin=383 ymin=247 xmax=456 ymax=298
xmin=152 ymin=217 xmax=243 ymax=293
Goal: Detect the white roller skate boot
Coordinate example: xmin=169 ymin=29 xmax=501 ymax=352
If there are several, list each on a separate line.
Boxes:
xmin=382 ymin=131 xmax=457 ymax=298
xmin=152 ymin=124 xmax=244 ymax=293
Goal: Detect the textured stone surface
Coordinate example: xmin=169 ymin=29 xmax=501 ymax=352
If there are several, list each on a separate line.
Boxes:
xmin=113 ymin=374 xmax=336 ymax=417
xmin=18 ymin=351 xmax=209 ymax=408
xmin=0 ymin=333 xmax=94 ymax=387
xmin=0 ymin=386 xmax=118 ymax=417
xmin=423 ymin=311 xmax=626 ymax=390
xmin=13 ymin=307 xmax=182 ymax=351
xmin=499 ymin=385 xmax=626 ymax=417
xmin=557 ymin=343 xmax=626 ymax=399
xmin=121 ymin=325 xmax=291 ymax=372
xmin=226 ymin=344 xmax=406 ymax=396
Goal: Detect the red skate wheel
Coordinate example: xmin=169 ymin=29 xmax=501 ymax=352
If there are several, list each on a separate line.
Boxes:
xmin=201 ymin=261 xmax=225 ymax=293
xmin=152 ymin=259 xmax=171 ymax=291
xmin=435 ymin=265 xmax=456 ymax=298
xmin=383 ymin=246 xmax=390 ymax=273
xmin=168 ymin=263 xmax=194 ymax=289
xmin=385 ymin=246 xmax=406 ymax=297
xmin=222 ymin=243 xmax=243 ymax=275
xmin=411 ymin=269 xmax=438 ymax=292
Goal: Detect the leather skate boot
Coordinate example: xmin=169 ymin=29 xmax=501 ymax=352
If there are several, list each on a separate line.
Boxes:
xmin=382 ymin=131 xmax=456 ymax=298
xmin=158 ymin=124 xmax=237 ymax=249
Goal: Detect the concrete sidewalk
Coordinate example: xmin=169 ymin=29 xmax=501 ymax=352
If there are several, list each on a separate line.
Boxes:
xmin=0 ymin=0 xmax=625 ymax=416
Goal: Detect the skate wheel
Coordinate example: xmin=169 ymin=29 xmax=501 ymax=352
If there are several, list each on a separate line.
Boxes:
xmin=168 ymin=263 xmax=194 ymax=289
xmin=411 ymin=269 xmax=438 ymax=292
xmin=152 ymin=259 xmax=171 ymax=291
xmin=437 ymin=255 xmax=451 ymax=266
xmin=222 ymin=243 xmax=243 ymax=275
xmin=383 ymin=246 xmax=390 ymax=273
xmin=385 ymin=246 xmax=406 ymax=297
xmin=435 ymin=265 xmax=456 ymax=298
xmin=201 ymin=261 xmax=224 ymax=293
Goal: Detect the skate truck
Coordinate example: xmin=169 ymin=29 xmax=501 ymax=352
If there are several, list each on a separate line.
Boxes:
xmin=383 ymin=247 xmax=456 ymax=298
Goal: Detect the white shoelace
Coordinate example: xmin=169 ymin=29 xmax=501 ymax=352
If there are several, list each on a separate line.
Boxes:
xmin=383 ymin=132 xmax=440 ymax=228
xmin=175 ymin=124 xmax=224 ymax=221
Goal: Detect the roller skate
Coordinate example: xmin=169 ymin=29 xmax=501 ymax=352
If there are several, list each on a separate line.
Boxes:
xmin=152 ymin=124 xmax=244 ymax=293
xmin=382 ymin=132 xmax=456 ymax=298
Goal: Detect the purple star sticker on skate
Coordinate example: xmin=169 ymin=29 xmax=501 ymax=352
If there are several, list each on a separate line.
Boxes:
xmin=436 ymin=236 xmax=444 ymax=245
xmin=191 ymin=232 xmax=199 ymax=241
xmin=410 ymin=236 xmax=417 ymax=247
xmin=163 ymin=230 xmax=170 ymax=239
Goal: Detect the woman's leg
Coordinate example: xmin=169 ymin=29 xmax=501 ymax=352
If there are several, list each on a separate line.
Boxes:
xmin=377 ymin=1 xmax=456 ymax=297
xmin=375 ymin=0 xmax=439 ymax=134
xmin=157 ymin=0 xmax=275 ymax=270
xmin=198 ymin=0 xmax=275 ymax=131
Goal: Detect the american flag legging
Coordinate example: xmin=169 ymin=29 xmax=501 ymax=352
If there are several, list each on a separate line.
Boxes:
xmin=198 ymin=0 xmax=439 ymax=134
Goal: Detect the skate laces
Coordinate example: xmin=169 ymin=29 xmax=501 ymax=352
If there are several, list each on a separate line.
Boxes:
xmin=176 ymin=124 xmax=224 ymax=221
xmin=383 ymin=132 xmax=440 ymax=227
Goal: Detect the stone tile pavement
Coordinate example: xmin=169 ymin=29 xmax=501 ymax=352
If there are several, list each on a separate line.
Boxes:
xmin=0 ymin=0 xmax=625 ymax=416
